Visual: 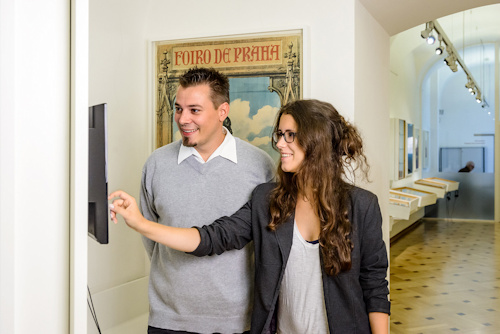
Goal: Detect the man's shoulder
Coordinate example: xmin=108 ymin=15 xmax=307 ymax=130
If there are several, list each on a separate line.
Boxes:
xmin=144 ymin=140 xmax=181 ymax=167
xmin=234 ymin=138 xmax=275 ymax=165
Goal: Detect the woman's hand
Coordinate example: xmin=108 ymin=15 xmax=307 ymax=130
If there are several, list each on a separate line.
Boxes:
xmin=108 ymin=190 xmax=201 ymax=252
xmin=108 ymin=190 xmax=146 ymax=231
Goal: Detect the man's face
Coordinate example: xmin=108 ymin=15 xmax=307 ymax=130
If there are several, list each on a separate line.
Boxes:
xmin=174 ymin=84 xmax=228 ymax=158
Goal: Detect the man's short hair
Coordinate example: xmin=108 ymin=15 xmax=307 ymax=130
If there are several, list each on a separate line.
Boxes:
xmin=178 ymin=67 xmax=230 ymax=108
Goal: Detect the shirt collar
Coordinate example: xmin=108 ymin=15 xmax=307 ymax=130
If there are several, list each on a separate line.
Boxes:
xmin=177 ymin=127 xmax=237 ymax=164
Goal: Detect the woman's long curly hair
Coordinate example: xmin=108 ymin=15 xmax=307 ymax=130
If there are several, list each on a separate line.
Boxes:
xmin=268 ymin=99 xmax=369 ymax=276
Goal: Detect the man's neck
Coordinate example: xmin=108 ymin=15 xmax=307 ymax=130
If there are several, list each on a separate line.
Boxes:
xmin=196 ymin=129 xmax=226 ymax=162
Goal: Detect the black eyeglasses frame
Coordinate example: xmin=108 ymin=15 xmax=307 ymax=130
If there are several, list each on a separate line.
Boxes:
xmin=272 ymin=130 xmax=297 ymax=144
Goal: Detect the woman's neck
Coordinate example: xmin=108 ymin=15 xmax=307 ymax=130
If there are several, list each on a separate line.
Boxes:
xmin=295 ymin=192 xmax=321 ymax=242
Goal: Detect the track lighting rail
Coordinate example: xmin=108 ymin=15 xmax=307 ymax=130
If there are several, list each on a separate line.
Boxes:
xmin=422 ymin=20 xmax=485 ymax=104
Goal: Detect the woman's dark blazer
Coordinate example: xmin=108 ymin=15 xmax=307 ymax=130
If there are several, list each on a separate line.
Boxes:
xmin=191 ymin=182 xmax=390 ymax=334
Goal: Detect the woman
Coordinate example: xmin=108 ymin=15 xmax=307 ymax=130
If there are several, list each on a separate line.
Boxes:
xmin=110 ymin=99 xmax=390 ymax=333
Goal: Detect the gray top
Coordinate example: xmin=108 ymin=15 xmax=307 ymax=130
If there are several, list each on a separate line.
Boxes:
xmin=277 ymin=221 xmax=329 ymax=333
xmin=140 ymin=138 xmax=275 ymax=333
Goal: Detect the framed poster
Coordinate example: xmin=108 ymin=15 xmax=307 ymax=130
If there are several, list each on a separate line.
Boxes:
xmin=415 ymin=127 xmax=420 ymax=170
xmin=406 ymin=123 xmax=414 ymax=176
xmin=423 ymin=130 xmax=429 ymax=169
xmin=153 ymin=30 xmax=303 ymax=161
xmin=398 ymin=119 xmax=406 ymax=179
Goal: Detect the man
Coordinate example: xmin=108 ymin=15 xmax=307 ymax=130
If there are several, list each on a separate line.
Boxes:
xmin=140 ymin=67 xmax=275 ymax=334
xmin=458 ymin=161 xmax=474 ymax=172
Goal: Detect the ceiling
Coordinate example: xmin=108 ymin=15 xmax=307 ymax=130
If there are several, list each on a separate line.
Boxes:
xmin=380 ymin=1 xmax=500 ymax=88
xmin=359 ymin=0 xmax=500 ymax=36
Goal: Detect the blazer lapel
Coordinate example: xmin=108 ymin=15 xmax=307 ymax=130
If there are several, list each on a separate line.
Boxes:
xmin=275 ymin=214 xmax=295 ymax=265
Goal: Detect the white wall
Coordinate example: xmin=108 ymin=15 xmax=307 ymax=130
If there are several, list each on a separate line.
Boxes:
xmin=88 ymin=1 xmax=152 ymax=332
xmin=0 ymin=0 xmax=71 ymax=333
xmin=389 ymin=31 xmax=425 ymax=189
xmin=354 ymin=1 xmax=391 ymax=245
xmin=88 ymin=0 xmax=391 ymax=332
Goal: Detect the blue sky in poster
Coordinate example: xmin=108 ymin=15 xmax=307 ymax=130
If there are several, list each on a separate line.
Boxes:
xmin=228 ymin=77 xmax=280 ymax=161
xmin=172 ymin=76 xmax=281 ymax=161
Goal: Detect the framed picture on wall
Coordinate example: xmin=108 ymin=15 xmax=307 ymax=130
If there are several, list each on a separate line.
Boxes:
xmin=398 ymin=119 xmax=406 ymax=179
xmin=389 ymin=118 xmax=408 ymax=180
xmin=415 ymin=127 xmax=420 ymax=170
xmin=406 ymin=123 xmax=414 ymax=176
xmin=423 ymin=130 xmax=430 ymax=169
xmin=152 ymin=30 xmax=303 ymax=162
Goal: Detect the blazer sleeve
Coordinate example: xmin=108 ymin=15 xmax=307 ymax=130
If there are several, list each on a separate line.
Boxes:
xmin=357 ymin=193 xmax=391 ymax=314
xmin=189 ymin=196 xmax=254 ymax=257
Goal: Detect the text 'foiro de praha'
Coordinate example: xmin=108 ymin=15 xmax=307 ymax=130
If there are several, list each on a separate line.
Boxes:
xmin=172 ymin=41 xmax=282 ymax=68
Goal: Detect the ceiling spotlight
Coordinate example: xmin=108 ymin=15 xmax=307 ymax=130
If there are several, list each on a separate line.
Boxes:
xmin=470 ymin=88 xmax=476 ymax=95
xmin=465 ymin=80 xmax=474 ymax=92
xmin=421 ymin=22 xmax=433 ymax=39
xmin=444 ymin=53 xmax=458 ymax=72
xmin=435 ymin=35 xmax=444 ymax=54
xmin=426 ymin=34 xmax=436 ymax=45
xmin=476 ymin=93 xmax=482 ymax=103
xmin=444 ymin=54 xmax=453 ymax=65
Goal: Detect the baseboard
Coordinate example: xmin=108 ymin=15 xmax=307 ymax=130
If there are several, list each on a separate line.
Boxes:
xmin=421 ymin=217 xmax=498 ymax=223
xmin=87 ymin=276 xmax=149 ymax=334
xmin=103 ymin=313 xmax=149 ymax=334
xmin=390 ymin=219 xmax=423 ymax=244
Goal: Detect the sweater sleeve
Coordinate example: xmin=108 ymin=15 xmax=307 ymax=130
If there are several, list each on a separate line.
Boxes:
xmin=190 ymin=196 xmax=254 ymax=257
xmin=140 ymin=168 xmax=158 ymax=259
xmin=358 ymin=193 xmax=391 ymax=315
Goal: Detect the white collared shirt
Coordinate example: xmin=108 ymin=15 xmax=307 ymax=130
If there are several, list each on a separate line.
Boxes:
xmin=177 ymin=127 xmax=237 ymax=164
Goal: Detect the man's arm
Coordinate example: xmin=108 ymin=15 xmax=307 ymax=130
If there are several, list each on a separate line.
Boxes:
xmin=109 ymin=190 xmax=201 ymax=252
xmin=139 ymin=170 xmax=158 ymax=257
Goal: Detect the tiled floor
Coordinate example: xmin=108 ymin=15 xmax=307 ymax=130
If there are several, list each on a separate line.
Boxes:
xmin=390 ymin=219 xmax=500 ymax=334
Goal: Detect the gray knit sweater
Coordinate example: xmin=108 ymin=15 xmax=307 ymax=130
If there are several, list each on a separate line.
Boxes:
xmin=140 ymin=138 xmax=275 ymax=333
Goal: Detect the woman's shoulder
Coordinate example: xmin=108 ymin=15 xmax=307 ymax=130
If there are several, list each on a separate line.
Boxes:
xmin=348 ymin=185 xmax=379 ymax=208
xmin=250 ymin=182 xmax=277 ymax=205
xmin=253 ymin=182 xmax=277 ymax=195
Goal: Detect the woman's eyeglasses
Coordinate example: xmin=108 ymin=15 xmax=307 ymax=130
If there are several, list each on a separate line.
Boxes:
xmin=272 ymin=130 xmax=297 ymax=143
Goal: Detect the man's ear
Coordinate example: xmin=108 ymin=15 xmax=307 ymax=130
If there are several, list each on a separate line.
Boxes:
xmin=218 ymin=102 xmax=230 ymax=122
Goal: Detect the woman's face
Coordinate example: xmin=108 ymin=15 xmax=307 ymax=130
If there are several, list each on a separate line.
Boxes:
xmin=276 ymin=114 xmax=306 ymax=173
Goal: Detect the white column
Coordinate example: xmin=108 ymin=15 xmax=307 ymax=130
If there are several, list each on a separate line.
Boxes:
xmin=70 ymin=0 xmax=89 ymax=332
xmin=0 ymin=0 xmax=16 ymax=331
